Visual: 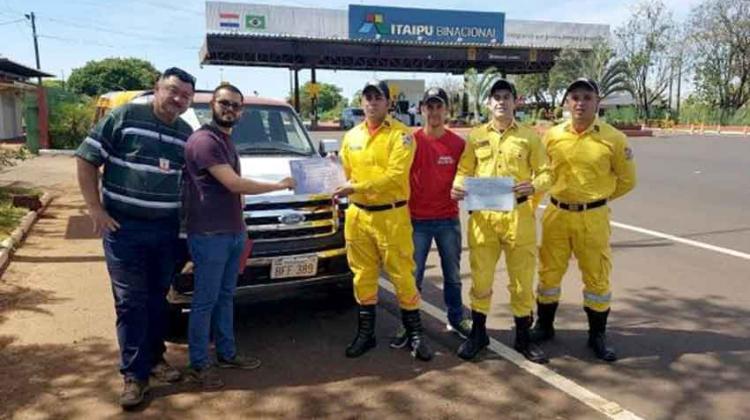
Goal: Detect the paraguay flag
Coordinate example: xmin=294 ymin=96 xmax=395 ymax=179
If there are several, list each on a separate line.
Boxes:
xmin=219 ymin=12 xmax=240 ymax=28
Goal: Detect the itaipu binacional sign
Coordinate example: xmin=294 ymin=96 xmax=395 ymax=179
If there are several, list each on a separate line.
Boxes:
xmin=349 ymin=5 xmax=505 ymax=44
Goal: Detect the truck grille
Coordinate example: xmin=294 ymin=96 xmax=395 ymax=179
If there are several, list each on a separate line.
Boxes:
xmin=243 ymin=195 xmax=344 ymax=242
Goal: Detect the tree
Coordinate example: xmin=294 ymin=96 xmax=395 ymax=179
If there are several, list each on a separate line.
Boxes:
xmin=464 ymin=67 xmax=502 ymax=123
xmin=615 ymin=0 xmax=675 ymax=118
xmin=688 ymin=0 xmax=750 ymax=122
xmin=288 ymin=82 xmax=345 ymax=119
xmin=67 ymin=58 xmax=160 ymax=96
xmin=553 ymin=42 xmax=632 ymax=99
xmin=514 ymin=73 xmax=550 ymax=106
xmin=350 ymin=90 xmax=362 ymax=107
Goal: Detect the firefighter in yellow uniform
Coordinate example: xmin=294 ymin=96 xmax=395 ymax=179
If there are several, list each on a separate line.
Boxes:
xmin=531 ymin=78 xmax=636 ymax=362
xmin=334 ymin=80 xmax=433 ymax=361
xmin=451 ymin=79 xmax=551 ymax=364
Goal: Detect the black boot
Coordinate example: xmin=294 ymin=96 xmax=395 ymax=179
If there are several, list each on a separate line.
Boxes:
xmin=457 ymin=311 xmax=490 ymax=360
xmin=514 ymin=316 xmax=549 ymax=364
xmin=530 ymin=302 xmax=558 ymax=342
xmin=585 ymin=307 xmax=617 ymax=362
xmin=402 ymin=309 xmax=433 ymax=361
xmin=345 ymin=305 xmax=377 ymax=358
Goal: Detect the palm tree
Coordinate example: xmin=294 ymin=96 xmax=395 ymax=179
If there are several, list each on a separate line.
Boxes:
xmin=464 ymin=67 xmax=503 ymax=123
xmin=554 ymin=41 xmax=633 ymax=99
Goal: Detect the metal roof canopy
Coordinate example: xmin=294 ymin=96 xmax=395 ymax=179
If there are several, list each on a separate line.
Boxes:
xmin=200 ymin=33 xmax=559 ymax=74
xmin=0 ymin=58 xmax=53 ymax=80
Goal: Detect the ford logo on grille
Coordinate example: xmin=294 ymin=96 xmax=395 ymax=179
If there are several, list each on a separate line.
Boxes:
xmin=279 ymin=212 xmax=305 ymax=225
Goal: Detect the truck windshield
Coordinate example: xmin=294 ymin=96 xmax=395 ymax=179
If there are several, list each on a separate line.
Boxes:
xmin=189 ymin=104 xmax=315 ymax=156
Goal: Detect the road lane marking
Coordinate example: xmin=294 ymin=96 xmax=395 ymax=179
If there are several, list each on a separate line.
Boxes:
xmin=609 ymin=220 xmax=750 ymax=260
xmin=379 ymin=279 xmax=645 ymax=420
xmin=538 ymin=205 xmax=750 ymax=261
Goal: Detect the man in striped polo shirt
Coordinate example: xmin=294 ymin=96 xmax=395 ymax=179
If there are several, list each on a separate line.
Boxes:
xmin=76 ymin=67 xmax=195 ymax=409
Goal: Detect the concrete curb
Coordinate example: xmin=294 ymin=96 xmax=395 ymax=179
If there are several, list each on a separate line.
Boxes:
xmin=38 ymin=149 xmax=76 ymax=156
xmin=0 ymin=192 xmax=54 ymax=279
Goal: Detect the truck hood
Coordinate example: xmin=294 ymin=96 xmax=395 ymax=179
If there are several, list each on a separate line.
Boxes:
xmin=239 ymin=156 xmax=300 ymax=198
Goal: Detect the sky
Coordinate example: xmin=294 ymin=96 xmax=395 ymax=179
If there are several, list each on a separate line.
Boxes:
xmin=1 ymin=0 xmax=702 ymax=102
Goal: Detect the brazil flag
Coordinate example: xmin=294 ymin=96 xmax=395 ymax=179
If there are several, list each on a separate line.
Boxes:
xmin=246 ymin=15 xmax=266 ymax=29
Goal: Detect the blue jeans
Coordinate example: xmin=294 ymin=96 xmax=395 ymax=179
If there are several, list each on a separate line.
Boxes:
xmin=187 ymin=232 xmax=245 ymax=369
xmin=103 ymin=213 xmax=179 ymax=381
xmin=412 ymin=218 xmax=465 ymax=325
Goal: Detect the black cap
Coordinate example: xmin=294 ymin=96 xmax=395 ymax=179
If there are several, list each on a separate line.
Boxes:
xmin=563 ymin=78 xmax=600 ymax=101
xmin=422 ymin=87 xmax=449 ymax=105
xmin=489 ymin=79 xmax=517 ymax=98
xmin=362 ymin=80 xmax=390 ymax=100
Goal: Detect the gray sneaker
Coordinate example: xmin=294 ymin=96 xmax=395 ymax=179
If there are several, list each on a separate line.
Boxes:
xmin=216 ymin=354 xmax=262 ymax=370
xmin=151 ymin=359 xmax=182 ymax=383
xmin=187 ymin=365 xmax=224 ymax=390
xmin=120 ymin=377 xmax=149 ymax=409
xmin=447 ymin=318 xmax=472 ymax=339
xmin=389 ymin=325 xmax=409 ymax=349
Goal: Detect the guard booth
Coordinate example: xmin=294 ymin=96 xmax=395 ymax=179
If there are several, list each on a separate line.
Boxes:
xmin=198 ymin=2 xmax=610 ymax=127
xmin=0 ymin=57 xmax=53 ymax=152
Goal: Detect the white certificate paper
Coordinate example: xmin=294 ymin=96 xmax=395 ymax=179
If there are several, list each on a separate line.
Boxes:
xmin=289 ymin=158 xmax=347 ymax=195
xmin=464 ymin=177 xmax=516 ymax=211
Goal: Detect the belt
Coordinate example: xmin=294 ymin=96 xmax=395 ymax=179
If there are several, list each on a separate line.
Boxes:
xmin=550 ymin=197 xmax=607 ymax=212
xmin=352 ymin=201 xmax=407 ymax=212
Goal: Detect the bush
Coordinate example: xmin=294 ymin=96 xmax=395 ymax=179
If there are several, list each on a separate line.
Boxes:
xmin=45 ymin=87 xmax=95 ymax=150
xmin=678 ymin=100 xmax=750 ymax=125
xmin=603 ymin=106 xmax=639 ymax=126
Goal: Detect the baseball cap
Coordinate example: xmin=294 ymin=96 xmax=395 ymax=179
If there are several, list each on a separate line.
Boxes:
xmin=563 ymin=78 xmax=600 ymax=101
xmin=488 ymin=79 xmax=517 ymax=98
xmin=362 ymin=80 xmax=390 ymax=100
xmin=422 ymin=87 xmax=449 ymax=105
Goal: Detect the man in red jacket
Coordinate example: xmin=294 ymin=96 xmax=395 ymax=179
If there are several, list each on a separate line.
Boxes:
xmin=391 ymin=87 xmax=471 ymax=349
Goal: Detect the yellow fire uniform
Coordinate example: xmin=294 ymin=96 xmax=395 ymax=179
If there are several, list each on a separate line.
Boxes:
xmin=454 ymin=121 xmax=551 ymax=317
xmin=340 ymin=116 xmax=420 ymax=310
xmin=538 ymin=119 xmax=637 ymax=312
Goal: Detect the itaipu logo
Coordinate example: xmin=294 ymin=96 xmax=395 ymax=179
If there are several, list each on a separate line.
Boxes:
xmin=358 ymin=13 xmax=390 ymax=35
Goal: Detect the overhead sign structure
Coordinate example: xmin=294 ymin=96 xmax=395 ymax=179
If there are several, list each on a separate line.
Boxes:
xmin=205 ymin=2 xmax=607 ymax=49
xmin=348 ymin=5 xmax=505 ymax=44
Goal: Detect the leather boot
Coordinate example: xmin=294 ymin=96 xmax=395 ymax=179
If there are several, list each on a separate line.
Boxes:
xmin=457 ymin=311 xmax=490 ymax=360
xmin=402 ymin=309 xmax=433 ymax=361
xmin=345 ymin=305 xmax=377 ymax=358
xmin=530 ymin=301 xmax=558 ymax=342
xmin=585 ymin=307 xmax=617 ymax=362
xmin=514 ymin=316 xmax=549 ymax=364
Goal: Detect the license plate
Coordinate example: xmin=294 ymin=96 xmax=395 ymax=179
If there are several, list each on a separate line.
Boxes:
xmin=270 ymin=255 xmax=318 ymax=279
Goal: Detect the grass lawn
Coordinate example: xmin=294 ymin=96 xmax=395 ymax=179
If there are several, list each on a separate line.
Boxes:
xmin=0 ymin=186 xmax=41 ymax=242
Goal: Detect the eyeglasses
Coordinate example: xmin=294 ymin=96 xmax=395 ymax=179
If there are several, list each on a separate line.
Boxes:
xmin=162 ymin=67 xmax=196 ymax=89
xmin=217 ymin=99 xmax=242 ymax=110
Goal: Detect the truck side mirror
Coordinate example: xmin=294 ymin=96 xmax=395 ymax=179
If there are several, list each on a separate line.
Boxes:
xmin=318 ymin=139 xmax=340 ymax=157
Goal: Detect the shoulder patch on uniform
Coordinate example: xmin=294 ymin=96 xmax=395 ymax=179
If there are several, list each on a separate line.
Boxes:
xmin=402 ymin=133 xmax=414 ymax=146
xmin=625 ymin=147 xmax=634 ymax=160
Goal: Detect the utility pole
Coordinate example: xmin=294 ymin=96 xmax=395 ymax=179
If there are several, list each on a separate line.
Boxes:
xmin=24 ymin=12 xmax=41 ymax=85
xmin=24 ymin=11 xmax=49 ymax=150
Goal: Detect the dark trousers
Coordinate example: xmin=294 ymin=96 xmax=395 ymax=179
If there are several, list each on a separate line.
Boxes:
xmin=103 ymin=214 xmax=179 ymax=381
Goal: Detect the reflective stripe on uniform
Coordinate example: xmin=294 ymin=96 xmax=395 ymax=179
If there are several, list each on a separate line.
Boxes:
xmin=583 ymin=291 xmax=611 ymax=303
xmin=538 ymin=287 xmax=561 ymax=297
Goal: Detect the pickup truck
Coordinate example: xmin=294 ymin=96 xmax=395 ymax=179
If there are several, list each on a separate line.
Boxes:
xmin=125 ymin=91 xmax=353 ymax=330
